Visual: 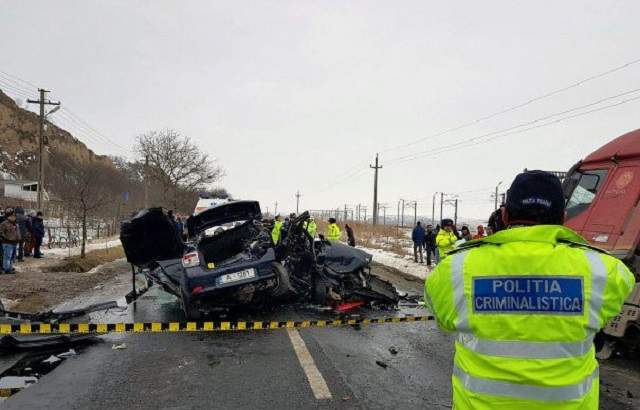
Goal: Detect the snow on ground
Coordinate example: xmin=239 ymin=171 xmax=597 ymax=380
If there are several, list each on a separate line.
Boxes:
xmin=360 ymin=246 xmax=431 ymax=281
xmin=46 ymin=237 xmax=122 ymax=257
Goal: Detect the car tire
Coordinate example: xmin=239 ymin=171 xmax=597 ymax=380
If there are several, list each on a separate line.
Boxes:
xmin=271 ymin=262 xmax=294 ymax=298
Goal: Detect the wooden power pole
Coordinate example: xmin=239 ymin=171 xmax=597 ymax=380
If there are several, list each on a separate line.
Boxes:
xmin=295 ymin=190 xmax=301 ymax=214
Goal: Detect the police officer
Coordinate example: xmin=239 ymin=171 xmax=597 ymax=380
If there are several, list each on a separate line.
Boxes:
xmin=303 ymin=217 xmax=317 ymax=238
xmin=271 ymin=215 xmax=283 ymax=244
xmin=435 ymin=219 xmax=458 ymax=257
xmin=424 ymin=171 xmax=635 ymax=410
xmin=325 ymin=217 xmax=341 ymax=241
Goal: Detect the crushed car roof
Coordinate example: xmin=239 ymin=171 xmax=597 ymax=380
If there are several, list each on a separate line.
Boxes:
xmin=187 ymin=200 xmax=261 ymax=237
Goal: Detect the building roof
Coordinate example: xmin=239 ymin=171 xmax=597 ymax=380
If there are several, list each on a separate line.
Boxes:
xmin=0 ymin=179 xmax=38 ymax=185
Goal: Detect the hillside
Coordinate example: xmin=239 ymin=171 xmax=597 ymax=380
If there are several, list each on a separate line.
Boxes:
xmin=0 ymin=89 xmax=113 ymax=180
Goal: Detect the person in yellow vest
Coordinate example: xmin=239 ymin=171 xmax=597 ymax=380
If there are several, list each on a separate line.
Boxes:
xmin=303 ymin=217 xmax=317 ymax=238
xmin=325 ymin=217 xmax=341 ymax=241
xmin=435 ymin=218 xmax=458 ymax=257
xmin=271 ymin=215 xmax=283 ymax=244
xmin=424 ymin=171 xmax=635 ymax=410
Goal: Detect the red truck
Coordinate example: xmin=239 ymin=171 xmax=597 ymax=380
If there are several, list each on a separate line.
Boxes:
xmin=562 ymin=128 xmax=640 ymax=356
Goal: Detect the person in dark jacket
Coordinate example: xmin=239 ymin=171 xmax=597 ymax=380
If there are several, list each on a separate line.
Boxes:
xmin=31 ymin=212 xmax=45 ymax=258
xmin=412 ymin=221 xmax=426 ymax=263
xmin=0 ymin=210 xmax=20 ymax=273
xmin=424 ymin=224 xmax=437 ymax=266
xmin=14 ymin=207 xmax=31 ymax=261
xmin=345 ymin=224 xmax=356 ymax=247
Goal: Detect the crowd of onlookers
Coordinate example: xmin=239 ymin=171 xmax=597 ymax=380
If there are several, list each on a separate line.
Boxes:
xmin=0 ymin=206 xmax=45 ymax=274
xmin=411 ymin=219 xmax=493 ymax=267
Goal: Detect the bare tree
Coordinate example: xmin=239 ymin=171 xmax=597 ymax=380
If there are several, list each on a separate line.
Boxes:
xmin=49 ymin=153 xmax=121 ymax=257
xmin=135 ymin=129 xmax=224 ymax=209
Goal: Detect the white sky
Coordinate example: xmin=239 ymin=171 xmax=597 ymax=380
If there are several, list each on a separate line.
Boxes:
xmin=1 ymin=1 xmax=639 ymax=219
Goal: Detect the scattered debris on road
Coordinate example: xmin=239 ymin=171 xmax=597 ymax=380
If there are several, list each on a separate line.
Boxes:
xmin=389 ymin=346 xmax=399 ymax=355
xmin=112 ymin=343 xmax=127 ymax=350
xmin=375 ymin=360 xmax=388 ymax=369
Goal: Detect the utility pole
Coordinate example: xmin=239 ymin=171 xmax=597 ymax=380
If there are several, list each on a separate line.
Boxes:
xmin=27 ymin=89 xmax=60 ymax=210
xmin=362 ymin=206 xmax=367 ymax=223
xmin=295 ymin=190 xmax=301 ymax=214
xmin=439 ymin=192 xmax=444 ymax=224
xmin=400 ymin=199 xmax=406 ymax=227
xmin=274 ymin=201 xmax=278 ymax=215
xmin=344 ymin=204 xmax=348 ymax=221
xmin=396 ymin=200 xmax=401 ymax=228
xmin=454 ymin=199 xmax=459 ymax=226
xmin=144 ymin=155 xmax=150 ymax=208
xmin=412 ymin=201 xmax=418 ymax=225
xmin=494 ymin=181 xmax=503 ymax=210
xmin=370 ymin=153 xmax=382 ymax=225
xmin=378 ymin=204 xmax=388 ymax=225
xmin=431 ymin=192 xmax=439 ymax=226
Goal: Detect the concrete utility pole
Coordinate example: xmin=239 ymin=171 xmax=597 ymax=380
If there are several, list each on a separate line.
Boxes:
xmin=494 ymin=181 xmax=503 ymax=210
xmin=431 ymin=192 xmax=439 ymax=226
xmin=274 ymin=201 xmax=278 ymax=215
xmin=378 ymin=204 xmax=388 ymax=225
xmin=454 ymin=199 xmax=459 ymax=226
xmin=362 ymin=206 xmax=367 ymax=222
xmin=439 ymin=193 xmax=444 ymax=224
xmin=27 ymin=89 xmax=60 ymax=210
xmin=144 ymin=155 xmax=150 ymax=208
xmin=400 ymin=199 xmax=406 ymax=227
xmin=370 ymin=153 xmax=383 ymax=225
xmin=295 ymin=190 xmax=301 ymax=214
xmin=412 ymin=201 xmax=418 ymax=225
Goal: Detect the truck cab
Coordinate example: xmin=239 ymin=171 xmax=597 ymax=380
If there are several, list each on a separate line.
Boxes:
xmin=563 ymin=128 xmax=640 ymax=354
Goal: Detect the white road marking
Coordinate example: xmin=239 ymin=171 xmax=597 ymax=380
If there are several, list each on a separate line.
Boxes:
xmin=286 ymin=328 xmax=333 ymax=400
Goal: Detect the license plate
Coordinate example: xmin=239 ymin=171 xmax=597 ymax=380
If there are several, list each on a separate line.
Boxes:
xmin=219 ymin=269 xmax=256 ymax=284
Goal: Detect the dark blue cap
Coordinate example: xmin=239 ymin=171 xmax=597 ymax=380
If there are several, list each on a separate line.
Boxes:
xmin=506 ymin=170 xmax=565 ymax=224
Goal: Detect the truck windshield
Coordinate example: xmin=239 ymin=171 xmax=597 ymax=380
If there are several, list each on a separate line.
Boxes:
xmin=565 ymin=169 xmax=608 ymax=219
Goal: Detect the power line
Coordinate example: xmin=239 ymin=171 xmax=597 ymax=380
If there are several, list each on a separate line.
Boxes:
xmin=379 ymin=56 xmax=640 ymax=154
xmin=0 ymin=67 xmax=131 ymax=156
xmin=388 ymin=93 xmax=640 ymax=166
xmin=0 ymin=69 xmax=39 ymax=90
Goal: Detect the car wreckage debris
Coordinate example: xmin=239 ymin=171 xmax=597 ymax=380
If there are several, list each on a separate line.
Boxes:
xmin=120 ymin=206 xmax=402 ymax=319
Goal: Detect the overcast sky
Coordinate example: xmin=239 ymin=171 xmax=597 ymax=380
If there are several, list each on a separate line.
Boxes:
xmin=1 ymin=1 xmax=639 ymax=219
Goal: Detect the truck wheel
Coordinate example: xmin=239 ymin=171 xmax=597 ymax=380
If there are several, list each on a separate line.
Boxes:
xmin=271 ymin=262 xmax=294 ymax=298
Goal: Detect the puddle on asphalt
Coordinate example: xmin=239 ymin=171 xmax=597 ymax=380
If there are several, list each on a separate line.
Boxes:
xmin=0 ymin=347 xmax=85 ymax=401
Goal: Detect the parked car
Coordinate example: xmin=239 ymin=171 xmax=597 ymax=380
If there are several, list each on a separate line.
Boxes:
xmin=120 ymin=201 xmax=398 ymax=319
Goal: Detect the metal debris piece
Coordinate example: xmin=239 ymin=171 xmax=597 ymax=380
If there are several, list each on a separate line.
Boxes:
xmin=375 ymin=360 xmax=388 ymax=369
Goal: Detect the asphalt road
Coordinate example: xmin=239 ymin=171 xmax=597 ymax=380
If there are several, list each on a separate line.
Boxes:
xmin=2 ymin=263 xmax=638 ymax=409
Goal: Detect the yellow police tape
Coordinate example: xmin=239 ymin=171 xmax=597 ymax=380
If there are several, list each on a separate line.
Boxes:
xmin=0 ymin=315 xmax=434 ymax=335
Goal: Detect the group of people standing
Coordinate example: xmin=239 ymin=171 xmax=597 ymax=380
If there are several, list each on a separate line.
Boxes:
xmin=271 ymin=214 xmax=356 ymax=246
xmin=412 ymin=219 xmax=490 ymax=266
xmin=0 ymin=207 xmax=45 ymax=274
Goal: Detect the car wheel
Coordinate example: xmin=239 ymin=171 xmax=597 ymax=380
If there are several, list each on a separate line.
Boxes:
xmin=271 ymin=262 xmax=294 ymax=298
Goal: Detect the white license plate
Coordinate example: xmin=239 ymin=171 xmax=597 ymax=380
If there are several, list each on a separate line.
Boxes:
xmin=219 ymin=269 xmax=256 ymax=284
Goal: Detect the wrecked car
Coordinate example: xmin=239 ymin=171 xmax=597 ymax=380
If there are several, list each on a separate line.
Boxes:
xmin=120 ymin=201 xmax=398 ymax=319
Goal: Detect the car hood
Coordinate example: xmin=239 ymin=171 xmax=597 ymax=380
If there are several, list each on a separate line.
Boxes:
xmin=187 ymin=200 xmax=261 ymax=237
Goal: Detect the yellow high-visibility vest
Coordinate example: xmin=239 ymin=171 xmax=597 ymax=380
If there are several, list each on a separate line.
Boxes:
xmin=424 ymin=225 xmax=635 ymax=410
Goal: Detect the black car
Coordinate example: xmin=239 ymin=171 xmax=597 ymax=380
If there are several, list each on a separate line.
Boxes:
xmin=121 ymin=201 xmax=398 ymax=319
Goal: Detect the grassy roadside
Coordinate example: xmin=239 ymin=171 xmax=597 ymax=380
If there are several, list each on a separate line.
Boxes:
xmin=315 ymin=220 xmax=411 ymax=257
xmin=43 ymin=246 xmax=126 ymax=273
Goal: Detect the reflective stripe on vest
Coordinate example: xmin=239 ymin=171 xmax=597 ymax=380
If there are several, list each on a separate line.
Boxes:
xmin=451 ymin=251 xmax=469 ymax=331
xmin=453 ymin=364 xmax=599 ymax=401
xmin=456 ymin=333 xmax=594 ymax=359
xmin=584 ymin=250 xmax=607 ymax=331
